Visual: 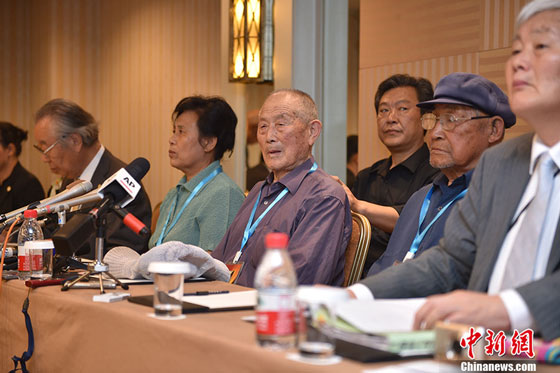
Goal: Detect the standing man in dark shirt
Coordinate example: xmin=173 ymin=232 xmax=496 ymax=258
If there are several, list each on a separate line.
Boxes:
xmin=338 ymin=74 xmax=439 ymax=275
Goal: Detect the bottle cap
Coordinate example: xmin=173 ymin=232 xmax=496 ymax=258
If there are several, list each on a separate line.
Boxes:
xmin=23 ymin=209 xmax=38 ymax=219
xmin=265 ymin=232 xmax=289 ymax=249
xmin=24 ymin=240 xmax=54 ymax=249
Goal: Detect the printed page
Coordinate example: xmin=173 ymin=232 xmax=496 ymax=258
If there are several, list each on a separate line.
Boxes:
xmin=335 ymin=298 xmax=426 ymax=333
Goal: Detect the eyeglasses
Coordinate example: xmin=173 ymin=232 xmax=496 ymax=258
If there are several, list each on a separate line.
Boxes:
xmin=421 ymin=113 xmax=492 ymax=131
xmin=33 ymin=136 xmax=65 ymax=156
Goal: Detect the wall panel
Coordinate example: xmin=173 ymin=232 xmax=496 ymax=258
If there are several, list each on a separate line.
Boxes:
xmin=359 ymin=0 xmax=531 ymax=170
xmin=360 ymin=0 xmax=481 ymax=69
xmin=0 ymin=0 xmax=222 ymax=207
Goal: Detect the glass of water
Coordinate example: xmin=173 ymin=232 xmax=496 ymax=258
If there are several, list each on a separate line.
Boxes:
xmin=296 ymin=286 xmax=350 ymax=361
xmin=26 ymin=239 xmax=55 ymax=279
xmin=148 ymin=262 xmax=196 ymax=319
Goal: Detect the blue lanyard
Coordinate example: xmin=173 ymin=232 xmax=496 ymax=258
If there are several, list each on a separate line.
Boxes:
xmin=233 ymin=162 xmax=318 ymax=263
xmin=156 ymin=166 xmax=222 ymax=245
xmin=403 ymin=186 xmax=468 ymax=262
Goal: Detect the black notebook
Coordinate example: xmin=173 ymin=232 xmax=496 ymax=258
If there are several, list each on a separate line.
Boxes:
xmin=128 ymin=292 xmax=255 ymax=314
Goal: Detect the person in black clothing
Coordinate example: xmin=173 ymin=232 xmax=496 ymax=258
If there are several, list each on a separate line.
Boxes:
xmin=0 ymin=121 xmax=44 ymax=214
xmin=335 ymin=74 xmax=439 ymax=275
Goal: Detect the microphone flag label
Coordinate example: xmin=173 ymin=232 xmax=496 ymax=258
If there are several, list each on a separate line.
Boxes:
xmin=99 ymin=168 xmax=141 ymax=207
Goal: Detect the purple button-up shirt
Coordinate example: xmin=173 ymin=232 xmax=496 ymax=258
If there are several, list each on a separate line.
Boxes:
xmin=212 ymin=157 xmax=352 ymax=287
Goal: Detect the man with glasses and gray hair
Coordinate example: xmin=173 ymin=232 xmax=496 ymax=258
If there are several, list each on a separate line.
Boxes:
xmin=364 ymin=72 xmax=516 ymax=276
xmin=33 ymin=98 xmax=152 ymax=257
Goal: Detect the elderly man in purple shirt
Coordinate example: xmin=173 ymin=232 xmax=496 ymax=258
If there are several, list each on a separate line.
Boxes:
xmin=212 ymin=89 xmax=352 ymax=287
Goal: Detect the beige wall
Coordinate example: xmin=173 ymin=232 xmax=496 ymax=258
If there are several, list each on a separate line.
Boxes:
xmin=0 ymin=0 xmax=222 ymax=206
xmin=358 ymin=0 xmax=532 ymax=170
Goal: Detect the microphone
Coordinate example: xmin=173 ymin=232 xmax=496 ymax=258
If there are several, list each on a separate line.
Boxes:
xmin=33 ymin=190 xmax=102 ymax=216
xmin=96 ymin=157 xmax=150 ymax=209
xmin=0 ymin=180 xmax=93 ymax=225
xmin=113 ymin=206 xmax=149 ymax=236
xmin=34 ymin=158 xmax=150 ymax=217
xmin=51 ymin=158 xmax=150 ymax=256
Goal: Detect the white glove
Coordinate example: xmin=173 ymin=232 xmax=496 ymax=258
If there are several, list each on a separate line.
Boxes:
xmin=103 ymin=241 xmax=230 ymax=282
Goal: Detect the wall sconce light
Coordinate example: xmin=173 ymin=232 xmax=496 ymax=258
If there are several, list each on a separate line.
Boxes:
xmin=229 ymin=0 xmax=273 ymax=83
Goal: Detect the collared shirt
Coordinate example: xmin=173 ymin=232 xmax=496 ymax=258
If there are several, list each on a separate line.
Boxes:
xmin=0 ymin=162 xmax=45 ymax=214
xmin=212 ymin=157 xmax=352 ymax=288
xmin=49 ymin=145 xmax=106 ymax=197
xmin=368 ymin=170 xmax=473 ymax=276
xmin=79 ymin=145 xmax=105 ymax=183
xmin=352 ymin=143 xmax=439 ymax=272
xmin=149 ymin=161 xmax=245 ymax=251
xmin=489 ymin=135 xmax=560 ymax=331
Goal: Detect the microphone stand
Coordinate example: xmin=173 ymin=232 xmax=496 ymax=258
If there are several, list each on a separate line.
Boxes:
xmin=61 ymin=209 xmax=128 ymax=293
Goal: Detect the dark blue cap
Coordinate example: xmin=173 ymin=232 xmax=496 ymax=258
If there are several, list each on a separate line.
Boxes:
xmin=417 ymin=73 xmax=516 ymax=128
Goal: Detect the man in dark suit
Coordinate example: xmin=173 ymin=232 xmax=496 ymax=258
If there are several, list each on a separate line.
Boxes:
xmin=349 ymin=1 xmax=560 ymax=341
xmin=33 ymin=98 xmax=151 ymax=258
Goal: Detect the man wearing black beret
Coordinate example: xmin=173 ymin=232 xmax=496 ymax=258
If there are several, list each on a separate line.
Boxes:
xmin=364 ymin=72 xmax=516 ymax=276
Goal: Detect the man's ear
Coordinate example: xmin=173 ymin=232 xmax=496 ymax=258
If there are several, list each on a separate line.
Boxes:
xmin=67 ymin=133 xmax=83 ymax=152
xmin=6 ymin=143 xmax=16 ymax=157
xmin=488 ymin=116 xmax=505 ymax=145
xmin=308 ymin=119 xmax=322 ymax=146
xmin=201 ymin=136 xmax=218 ymax=153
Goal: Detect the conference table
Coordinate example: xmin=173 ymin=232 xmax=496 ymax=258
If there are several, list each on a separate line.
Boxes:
xmin=0 ymin=279 xmax=554 ymax=372
xmin=1 ymin=278 xmax=386 ymax=372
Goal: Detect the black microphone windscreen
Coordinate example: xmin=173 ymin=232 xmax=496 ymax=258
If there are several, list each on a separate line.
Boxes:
xmin=125 ymin=157 xmax=150 ymax=182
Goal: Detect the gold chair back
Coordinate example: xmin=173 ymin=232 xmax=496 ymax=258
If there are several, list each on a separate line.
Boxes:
xmin=343 ymin=211 xmax=372 ymax=286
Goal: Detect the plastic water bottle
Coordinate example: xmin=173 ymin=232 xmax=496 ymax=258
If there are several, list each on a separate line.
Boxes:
xmin=254 ymin=232 xmax=298 ymax=350
xmin=17 ymin=209 xmax=44 ymax=280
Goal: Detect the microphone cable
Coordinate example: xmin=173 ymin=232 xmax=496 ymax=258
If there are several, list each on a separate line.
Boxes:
xmin=0 ymin=217 xmax=21 ymax=296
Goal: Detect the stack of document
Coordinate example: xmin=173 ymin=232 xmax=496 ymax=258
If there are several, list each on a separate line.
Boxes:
xmin=332 ymin=298 xmax=435 ymax=357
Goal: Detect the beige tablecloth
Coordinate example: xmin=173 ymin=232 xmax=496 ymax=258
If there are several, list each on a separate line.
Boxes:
xmin=1 ymin=279 xmax=378 ymax=372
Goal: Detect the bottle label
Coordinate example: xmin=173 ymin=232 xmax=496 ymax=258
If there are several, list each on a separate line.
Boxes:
xmin=18 ymin=245 xmax=29 ymax=272
xmin=256 ymin=291 xmax=296 ymax=336
xmin=31 ymin=251 xmax=43 ymax=272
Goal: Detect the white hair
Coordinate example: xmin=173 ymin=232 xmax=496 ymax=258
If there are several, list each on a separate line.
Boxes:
xmin=516 ymin=0 xmax=560 ymax=30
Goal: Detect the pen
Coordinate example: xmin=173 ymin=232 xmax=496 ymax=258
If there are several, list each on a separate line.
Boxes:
xmin=183 ymin=290 xmax=230 ymax=296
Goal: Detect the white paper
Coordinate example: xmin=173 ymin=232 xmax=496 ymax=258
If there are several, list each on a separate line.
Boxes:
xmin=335 ymin=298 xmax=426 ymax=333
xmin=182 ymin=290 xmax=257 ymax=309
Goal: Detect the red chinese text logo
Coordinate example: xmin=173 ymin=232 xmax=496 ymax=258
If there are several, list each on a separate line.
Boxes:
xmin=460 ymin=327 xmax=483 ymax=359
xmin=510 ymin=329 xmax=535 ymax=358
xmin=460 ymin=327 xmax=534 ymax=359
xmin=484 ymin=329 xmax=506 ymax=356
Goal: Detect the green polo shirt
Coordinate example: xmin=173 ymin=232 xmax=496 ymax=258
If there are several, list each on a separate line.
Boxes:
xmin=149 ymin=161 xmax=245 ymax=251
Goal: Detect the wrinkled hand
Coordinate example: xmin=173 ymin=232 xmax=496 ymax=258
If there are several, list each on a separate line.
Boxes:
xmin=331 ymin=175 xmax=358 ymax=210
xmin=414 ymin=290 xmax=511 ymax=331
